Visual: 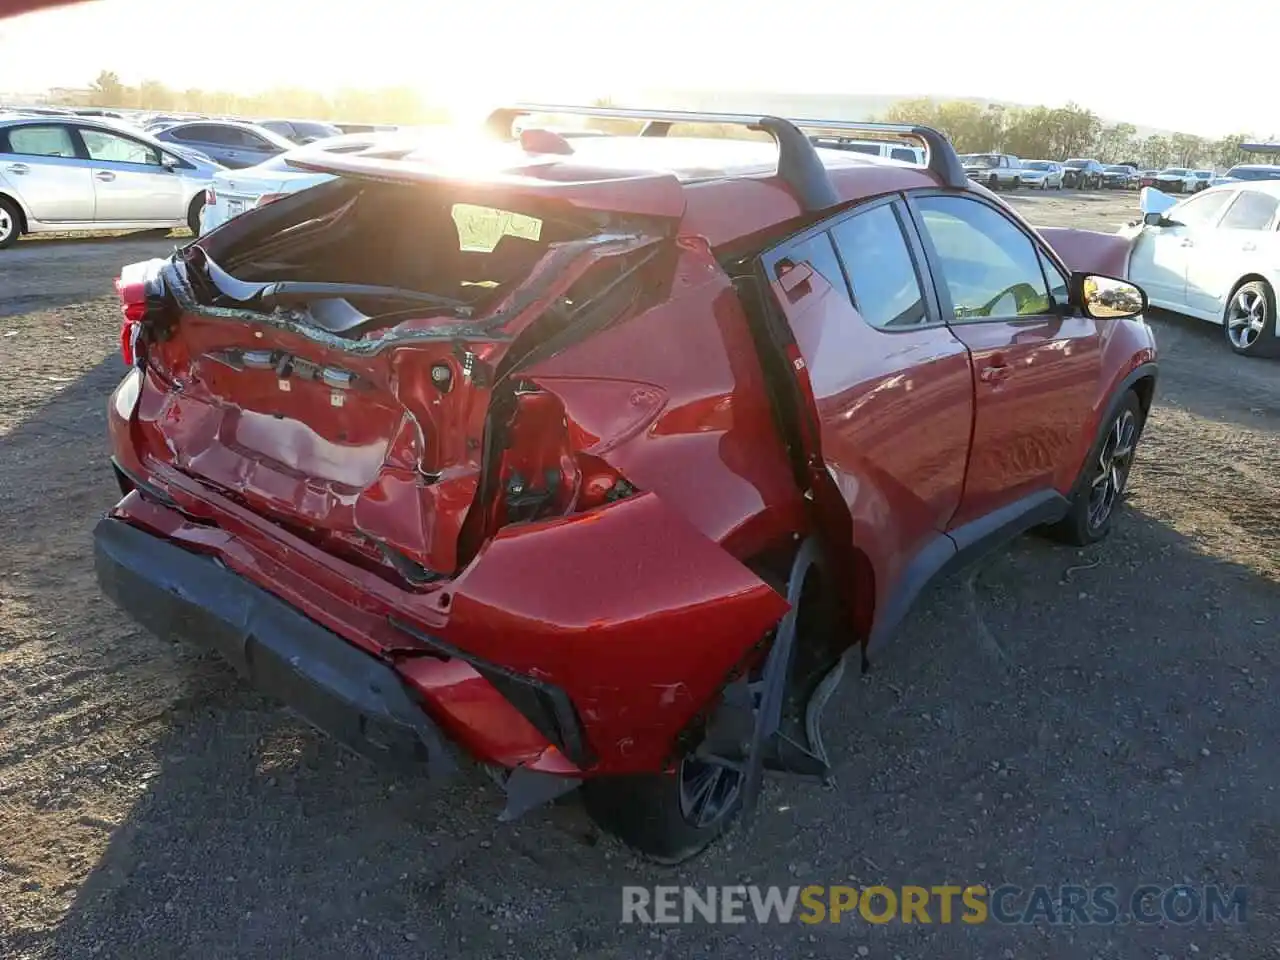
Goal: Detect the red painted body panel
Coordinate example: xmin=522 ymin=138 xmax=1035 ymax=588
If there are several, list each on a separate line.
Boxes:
xmin=947 ymin=314 xmax=1101 ymax=527
xmin=1037 ymin=227 xmax=1136 ymax=278
xmin=524 ymin=237 xmax=808 ymax=558
xmin=765 ymin=265 xmax=974 ymax=632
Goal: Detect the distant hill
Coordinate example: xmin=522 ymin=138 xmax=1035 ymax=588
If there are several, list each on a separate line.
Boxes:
xmin=618 ymin=88 xmax=1190 ymax=140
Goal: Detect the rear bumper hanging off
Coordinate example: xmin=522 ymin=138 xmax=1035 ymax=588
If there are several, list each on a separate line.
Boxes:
xmin=94 ymin=516 xmax=457 ymax=779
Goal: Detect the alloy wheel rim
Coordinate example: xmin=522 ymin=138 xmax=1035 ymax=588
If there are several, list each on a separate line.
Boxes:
xmin=1087 ymin=409 xmax=1137 ymax=530
xmin=0 ymin=209 xmax=12 ymax=243
xmin=677 ymin=755 xmax=743 ymax=830
xmin=1226 ymin=288 xmax=1266 ymax=349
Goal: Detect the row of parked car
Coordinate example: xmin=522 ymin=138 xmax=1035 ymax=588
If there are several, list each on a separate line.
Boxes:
xmin=951 ymin=153 xmax=1280 ymax=194
xmin=6 ymin=105 xmax=1280 ymax=250
xmin=0 ymin=109 xmax=414 ymax=248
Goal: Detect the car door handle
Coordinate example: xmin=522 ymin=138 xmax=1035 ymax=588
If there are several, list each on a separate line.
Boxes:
xmin=5 ymin=163 xmax=29 ymax=174
xmin=1180 ymin=239 xmax=1194 ymax=247
xmin=1242 ymin=242 xmax=1257 ymax=252
xmin=980 ymin=363 xmax=1012 ymax=383
xmin=94 ymin=171 xmax=116 ymax=182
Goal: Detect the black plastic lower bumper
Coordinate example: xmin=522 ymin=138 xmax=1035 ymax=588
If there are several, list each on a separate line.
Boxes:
xmin=93 ymin=517 xmax=456 ymax=779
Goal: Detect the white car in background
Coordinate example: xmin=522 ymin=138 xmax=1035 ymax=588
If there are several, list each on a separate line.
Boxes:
xmin=0 ymin=114 xmax=220 ymax=248
xmin=1017 ymin=159 xmax=1064 ymax=189
xmin=1121 ymin=184 xmax=1280 ymax=357
xmin=200 ymin=132 xmax=400 ymax=233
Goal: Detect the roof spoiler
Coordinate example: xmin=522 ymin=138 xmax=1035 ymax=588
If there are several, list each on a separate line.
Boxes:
xmin=484 ymin=103 xmax=968 ymax=211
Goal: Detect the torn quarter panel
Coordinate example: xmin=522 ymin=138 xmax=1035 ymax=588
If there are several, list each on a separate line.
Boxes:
xmin=434 ymin=492 xmax=791 ymax=770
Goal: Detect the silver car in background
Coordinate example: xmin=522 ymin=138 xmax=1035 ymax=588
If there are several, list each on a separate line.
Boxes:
xmin=0 ymin=114 xmax=221 ymax=248
xmin=200 ymin=132 xmax=399 ymax=233
xmin=1017 ymin=159 xmax=1064 ymax=189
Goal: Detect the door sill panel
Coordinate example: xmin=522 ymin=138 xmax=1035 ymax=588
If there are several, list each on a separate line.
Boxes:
xmin=866 ymin=490 xmax=1069 ymax=656
xmin=28 ymin=219 xmax=183 ymax=233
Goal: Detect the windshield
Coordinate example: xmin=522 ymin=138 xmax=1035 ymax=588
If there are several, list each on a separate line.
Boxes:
xmin=1163 ymin=168 xmax=1188 ymax=176
xmin=1064 ymin=159 xmax=1089 ymax=169
xmin=962 ymin=154 xmax=999 ymax=168
xmin=1021 ymin=161 xmax=1051 ymax=171
xmin=1104 ymin=165 xmax=1130 ymax=173
xmin=1225 ymin=166 xmax=1280 ymax=181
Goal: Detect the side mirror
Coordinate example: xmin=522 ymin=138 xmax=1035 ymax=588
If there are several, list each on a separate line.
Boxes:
xmin=161 ymin=155 xmax=180 ymax=172
xmin=1143 ymin=211 xmax=1166 ymax=226
xmin=1072 ymin=273 xmax=1147 ymax=320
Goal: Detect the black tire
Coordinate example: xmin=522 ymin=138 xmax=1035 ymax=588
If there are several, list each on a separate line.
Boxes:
xmin=187 ymin=195 xmax=205 ymax=236
xmin=0 ymin=195 xmax=22 ymax=249
xmin=1044 ymin=391 xmax=1144 ymax=546
xmin=1009 ymin=177 xmax=1020 ymax=191
xmin=988 ymin=174 xmax=1000 ymax=191
xmin=1222 ymin=279 xmax=1280 ymax=358
xmin=582 ymin=756 xmax=744 ymax=864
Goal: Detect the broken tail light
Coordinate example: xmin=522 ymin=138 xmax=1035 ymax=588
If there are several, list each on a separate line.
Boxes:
xmin=114 ymin=276 xmax=148 ymax=367
xmin=486 ymin=383 xmax=637 ymax=532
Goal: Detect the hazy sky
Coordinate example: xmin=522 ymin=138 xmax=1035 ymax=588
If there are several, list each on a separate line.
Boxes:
xmin=0 ymin=0 xmax=1275 ymax=137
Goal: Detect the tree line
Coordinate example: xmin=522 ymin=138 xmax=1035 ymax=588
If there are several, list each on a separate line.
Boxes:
xmin=47 ymin=71 xmax=451 ymax=126
xmin=878 ymin=98 xmax=1269 ymax=171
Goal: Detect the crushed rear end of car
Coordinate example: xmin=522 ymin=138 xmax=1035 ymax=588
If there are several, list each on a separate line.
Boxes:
xmin=95 ymin=137 xmax=803 ymax=819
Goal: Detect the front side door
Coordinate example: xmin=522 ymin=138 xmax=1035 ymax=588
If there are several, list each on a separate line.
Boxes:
xmin=76 ymin=126 xmax=183 ymax=222
xmin=762 ymin=196 xmax=974 ymax=622
xmin=1185 ymin=188 xmax=1280 ymax=317
xmin=907 ymin=192 xmax=1101 ymax=528
xmin=0 ymin=123 xmax=95 ymax=222
xmin=1129 ymin=188 xmax=1234 ymax=308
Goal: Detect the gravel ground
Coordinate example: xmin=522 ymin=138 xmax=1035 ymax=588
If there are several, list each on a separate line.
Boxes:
xmin=0 ymin=191 xmax=1277 ymax=959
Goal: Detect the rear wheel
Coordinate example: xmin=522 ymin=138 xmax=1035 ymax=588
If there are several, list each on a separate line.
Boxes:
xmin=582 ymin=756 xmax=744 ymax=864
xmin=1223 ymin=279 xmax=1280 ymax=358
xmin=1045 ymin=391 xmax=1144 ymax=546
xmin=0 ymin=196 xmax=21 ymax=249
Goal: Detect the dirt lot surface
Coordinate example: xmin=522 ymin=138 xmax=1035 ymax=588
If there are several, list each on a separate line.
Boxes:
xmin=1 ymin=191 xmax=1277 ymax=959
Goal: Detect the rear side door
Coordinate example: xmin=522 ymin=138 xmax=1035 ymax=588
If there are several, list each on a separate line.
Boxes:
xmin=0 ymin=122 xmax=95 ymax=222
xmin=76 ymin=126 xmax=184 ymax=222
xmin=761 ymin=196 xmax=974 ymax=631
xmin=907 ymin=192 xmax=1100 ymax=528
xmin=1185 ymin=188 xmax=1280 ymax=317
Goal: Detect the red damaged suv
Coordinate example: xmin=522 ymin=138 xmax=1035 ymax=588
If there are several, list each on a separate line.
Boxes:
xmin=95 ymin=105 xmax=1158 ymax=862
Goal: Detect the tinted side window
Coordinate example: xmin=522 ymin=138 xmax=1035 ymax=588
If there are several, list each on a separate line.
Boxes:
xmin=1174 ymin=191 xmax=1232 ymax=227
xmin=772 ymin=230 xmax=848 ymax=300
xmin=7 ymin=124 xmax=77 ymax=158
xmin=1218 ymin=190 xmax=1279 ymax=231
xmin=168 ymin=125 xmax=206 ymax=143
xmin=890 ymin=147 xmax=917 ymax=163
xmin=916 ymin=195 xmax=1052 ymax=320
xmin=831 ymin=204 xmax=928 ymax=329
xmin=236 ymin=130 xmax=274 ymax=149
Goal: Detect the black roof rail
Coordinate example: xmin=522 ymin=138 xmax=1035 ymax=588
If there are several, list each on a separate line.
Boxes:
xmin=484 ymin=103 xmax=968 ymax=210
